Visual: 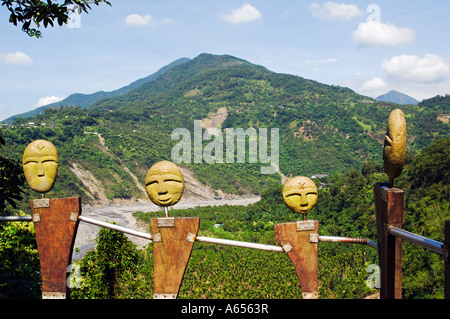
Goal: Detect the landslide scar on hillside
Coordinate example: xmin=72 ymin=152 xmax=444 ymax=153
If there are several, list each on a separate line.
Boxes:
xmin=201 ymin=107 xmax=228 ymax=136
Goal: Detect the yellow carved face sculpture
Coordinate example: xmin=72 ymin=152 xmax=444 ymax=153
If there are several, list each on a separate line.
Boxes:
xmin=282 ymin=176 xmax=318 ymax=215
xmin=383 ymin=108 xmax=407 ymax=184
xmin=145 ymin=161 xmax=184 ymax=207
xmin=22 ymin=139 xmax=59 ymax=193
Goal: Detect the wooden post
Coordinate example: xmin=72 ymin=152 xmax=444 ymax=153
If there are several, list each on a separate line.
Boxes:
xmin=151 ymin=217 xmax=199 ymax=299
xmin=374 ymin=183 xmax=403 ymax=299
xmin=274 ymin=220 xmax=319 ymax=299
xmin=445 ymin=220 xmax=450 ymax=299
xmin=30 ymin=197 xmax=81 ymax=299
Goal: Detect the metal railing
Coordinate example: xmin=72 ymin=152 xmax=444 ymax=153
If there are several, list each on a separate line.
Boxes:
xmin=0 ymin=216 xmax=32 ymax=222
xmin=77 ymin=215 xmax=153 ymax=241
xmin=0 ymin=214 xmax=377 ymax=252
xmin=374 ymin=182 xmax=450 ymax=299
xmin=388 ymin=226 xmax=445 ymax=256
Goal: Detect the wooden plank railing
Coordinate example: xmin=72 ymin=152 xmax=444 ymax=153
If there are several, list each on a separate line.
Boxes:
xmin=374 ymin=182 xmax=450 ymax=299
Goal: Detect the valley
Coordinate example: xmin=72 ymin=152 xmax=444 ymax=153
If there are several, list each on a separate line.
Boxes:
xmin=72 ymin=196 xmax=261 ymax=261
xmin=2 ymin=53 xmax=447 ymax=208
xmin=0 ymin=53 xmax=448 ymax=299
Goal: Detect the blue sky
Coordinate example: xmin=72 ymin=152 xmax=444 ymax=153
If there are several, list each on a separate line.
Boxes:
xmin=1 ymin=1 xmax=449 ymax=121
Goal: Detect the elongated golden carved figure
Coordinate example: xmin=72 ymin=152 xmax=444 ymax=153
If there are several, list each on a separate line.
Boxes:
xmin=145 ymin=160 xmax=184 ymax=207
xmin=282 ymin=176 xmax=318 ymax=219
xmin=22 ymin=139 xmax=59 ymax=194
xmin=383 ymin=109 xmax=407 ymax=188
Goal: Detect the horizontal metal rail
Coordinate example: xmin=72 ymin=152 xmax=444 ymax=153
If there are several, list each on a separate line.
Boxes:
xmin=388 ymin=226 xmax=444 ymax=255
xmin=319 ymin=235 xmax=378 ymax=250
xmin=0 ymin=216 xmax=32 ymax=222
xmin=78 ymin=216 xmax=153 ymax=241
xmin=0 ymin=215 xmax=377 ymax=251
xmin=195 ymin=236 xmax=284 ymax=252
xmin=195 ymin=235 xmax=377 ymax=252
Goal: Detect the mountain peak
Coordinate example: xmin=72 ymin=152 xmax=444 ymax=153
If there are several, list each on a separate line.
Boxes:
xmin=1 ymin=57 xmax=191 ymax=124
xmin=376 ymin=90 xmax=419 ymax=105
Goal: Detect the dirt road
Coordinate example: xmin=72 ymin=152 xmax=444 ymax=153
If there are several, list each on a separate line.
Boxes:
xmin=72 ymin=197 xmax=260 ymax=261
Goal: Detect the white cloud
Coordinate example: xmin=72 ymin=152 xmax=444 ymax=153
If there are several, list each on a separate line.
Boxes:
xmin=0 ymin=51 xmax=33 ymax=65
xmin=361 ymin=77 xmax=388 ymax=93
xmin=125 ymin=14 xmax=152 ymax=26
xmin=382 ymin=54 xmax=449 ymax=83
xmin=125 ymin=13 xmax=172 ymax=26
xmin=221 ymin=3 xmax=262 ymax=25
xmin=353 ymin=21 xmax=415 ymax=47
xmin=310 ymin=2 xmax=363 ymax=21
xmin=36 ymin=96 xmax=63 ymax=107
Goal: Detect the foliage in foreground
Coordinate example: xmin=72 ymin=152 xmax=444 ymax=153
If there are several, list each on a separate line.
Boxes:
xmin=70 ymin=137 xmax=450 ymax=299
xmin=0 ymin=137 xmax=448 ymax=299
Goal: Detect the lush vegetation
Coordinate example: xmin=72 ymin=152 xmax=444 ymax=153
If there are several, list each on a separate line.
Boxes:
xmin=1 ymin=137 xmax=448 ymax=299
xmin=0 ymin=53 xmax=448 ymax=299
xmin=2 ymin=54 xmax=448 ymax=205
xmin=67 ymin=138 xmax=448 ymax=299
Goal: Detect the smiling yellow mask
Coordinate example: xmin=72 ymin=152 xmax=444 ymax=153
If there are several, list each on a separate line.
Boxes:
xmin=282 ymin=176 xmax=318 ymax=217
xmin=145 ymin=161 xmax=184 ymax=207
xmin=22 ymin=139 xmax=59 ymax=193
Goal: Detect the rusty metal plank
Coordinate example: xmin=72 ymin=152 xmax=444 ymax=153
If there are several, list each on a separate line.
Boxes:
xmin=374 ymin=183 xmax=403 ymax=299
xmin=274 ymin=220 xmax=319 ymax=299
xmin=31 ymin=197 xmax=81 ymax=298
xmin=151 ymin=217 xmax=199 ymax=299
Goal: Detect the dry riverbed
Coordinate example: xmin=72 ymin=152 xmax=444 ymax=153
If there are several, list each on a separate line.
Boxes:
xmin=72 ymin=196 xmax=260 ymax=261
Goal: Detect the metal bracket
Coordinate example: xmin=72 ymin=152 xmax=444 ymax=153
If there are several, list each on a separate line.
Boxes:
xmin=32 ymin=213 xmax=40 ymax=223
xmin=157 ymin=217 xmax=175 ymax=228
xmin=310 ymin=233 xmax=319 ymax=243
xmin=153 ymin=233 xmax=162 ymax=242
xmin=153 ymin=293 xmax=177 ymax=299
xmin=282 ymin=242 xmax=293 ymax=253
xmin=386 ymin=223 xmax=402 ymax=237
xmin=33 ymin=198 xmax=49 ymax=209
xmin=302 ymin=291 xmax=319 ymax=299
xmin=69 ymin=211 xmax=79 ymax=222
xmin=42 ymin=292 xmax=66 ymax=299
xmin=297 ymin=220 xmax=315 ymax=231
xmin=186 ymin=232 xmax=196 ymax=243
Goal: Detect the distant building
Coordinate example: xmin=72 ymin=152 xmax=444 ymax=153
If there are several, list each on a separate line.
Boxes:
xmin=310 ymin=174 xmax=331 ymax=189
xmin=310 ymin=174 xmax=330 ymax=179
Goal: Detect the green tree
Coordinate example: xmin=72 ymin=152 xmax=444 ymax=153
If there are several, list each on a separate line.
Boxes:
xmin=70 ymin=226 xmax=139 ymax=299
xmin=2 ymin=0 xmax=111 ymax=38
xmin=0 ymin=134 xmax=26 ymax=214
xmin=0 ymin=219 xmax=40 ymax=298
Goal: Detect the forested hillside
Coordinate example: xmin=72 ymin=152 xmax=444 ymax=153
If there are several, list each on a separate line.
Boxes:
xmin=2 ymin=137 xmax=446 ymax=298
xmin=1 ymin=57 xmax=191 ymax=124
xmin=68 ymin=136 xmax=450 ymax=299
xmin=1 ymin=54 xmax=448 ymax=209
xmin=0 ymin=53 xmax=448 ymax=299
